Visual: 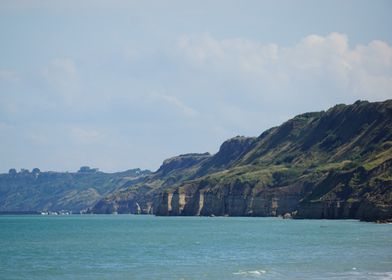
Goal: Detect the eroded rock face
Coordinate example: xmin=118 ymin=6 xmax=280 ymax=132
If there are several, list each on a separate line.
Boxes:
xmin=296 ymin=160 xmax=392 ymax=221
xmin=98 ymin=152 xmax=391 ymax=220
xmin=295 ymin=201 xmax=392 ymax=221
xmin=154 ymin=158 xmax=392 ymax=221
xmin=154 ymin=180 xmax=302 ymax=217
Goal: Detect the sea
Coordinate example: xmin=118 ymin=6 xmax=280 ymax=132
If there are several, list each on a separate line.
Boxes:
xmin=0 ymin=215 xmax=391 ymax=280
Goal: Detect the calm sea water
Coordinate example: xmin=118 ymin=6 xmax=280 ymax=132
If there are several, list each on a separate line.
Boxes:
xmin=0 ymin=215 xmax=391 ymax=280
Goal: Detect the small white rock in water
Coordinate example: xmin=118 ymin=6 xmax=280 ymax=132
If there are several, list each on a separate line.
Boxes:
xmin=352 ymin=267 xmax=357 ymax=270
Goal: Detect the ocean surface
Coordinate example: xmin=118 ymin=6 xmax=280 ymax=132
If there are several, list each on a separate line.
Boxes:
xmin=0 ymin=215 xmax=391 ymax=280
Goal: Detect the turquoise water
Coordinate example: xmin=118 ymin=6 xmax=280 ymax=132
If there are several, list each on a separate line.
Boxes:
xmin=0 ymin=215 xmax=391 ymax=279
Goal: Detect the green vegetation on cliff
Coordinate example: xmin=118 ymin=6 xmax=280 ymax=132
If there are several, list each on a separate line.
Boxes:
xmin=92 ymin=100 xmax=392 ymax=221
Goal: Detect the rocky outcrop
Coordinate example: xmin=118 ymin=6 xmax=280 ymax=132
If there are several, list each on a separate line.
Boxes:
xmin=155 ymin=179 xmax=303 ymax=217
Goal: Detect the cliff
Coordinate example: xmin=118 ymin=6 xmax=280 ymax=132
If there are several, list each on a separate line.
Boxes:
xmin=92 ymin=99 xmax=392 ymax=221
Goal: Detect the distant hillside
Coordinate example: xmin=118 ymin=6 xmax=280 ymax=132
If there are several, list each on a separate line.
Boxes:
xmin=92 ymin=100 xmax=392 ymax=222
xmin=0 ymin=167 xmax=150 ymax=213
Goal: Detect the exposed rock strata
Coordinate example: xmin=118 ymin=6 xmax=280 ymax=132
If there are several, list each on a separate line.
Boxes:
xmin=91 ymin=100 xmax=392 ymax=222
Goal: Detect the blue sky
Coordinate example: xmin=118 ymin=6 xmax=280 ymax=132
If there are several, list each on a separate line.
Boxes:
xmin=0 ymin=0 xmax=392 ymax=172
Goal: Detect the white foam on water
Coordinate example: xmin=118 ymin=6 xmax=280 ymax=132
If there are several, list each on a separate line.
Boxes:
xmin=233 ymin=269 xmax=267 ymax=277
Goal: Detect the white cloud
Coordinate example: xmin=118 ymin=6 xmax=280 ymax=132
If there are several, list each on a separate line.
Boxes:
xmin=178 ymin=33 xmax=392 ymax=103
xmin=2 ymin=31 xmax=391 ymax=172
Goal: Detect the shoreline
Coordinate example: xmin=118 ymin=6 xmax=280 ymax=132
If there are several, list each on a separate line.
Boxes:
xmin=1 ymin=212 xmax=391 ymax=223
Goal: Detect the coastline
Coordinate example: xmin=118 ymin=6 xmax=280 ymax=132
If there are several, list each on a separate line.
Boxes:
xmin=2 ymin=211 xmax=391 ymax=223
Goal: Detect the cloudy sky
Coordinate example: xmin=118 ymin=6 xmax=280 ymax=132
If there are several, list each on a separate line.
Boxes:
xmin=0 ymin=0 xmax=391 ymax=173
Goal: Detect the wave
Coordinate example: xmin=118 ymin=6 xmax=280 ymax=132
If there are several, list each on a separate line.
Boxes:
xmin=233 ymin=269 xmax=267 ymax=277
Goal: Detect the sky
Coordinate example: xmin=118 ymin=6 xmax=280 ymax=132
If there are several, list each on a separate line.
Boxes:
xmin=0 ymin=0 xmax=392 ymax=173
